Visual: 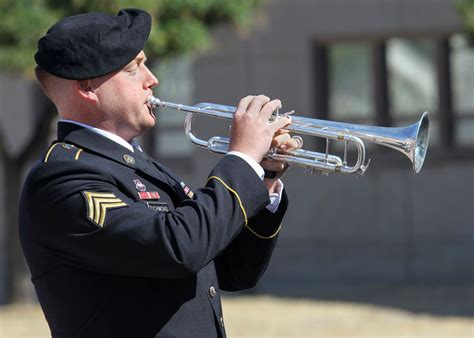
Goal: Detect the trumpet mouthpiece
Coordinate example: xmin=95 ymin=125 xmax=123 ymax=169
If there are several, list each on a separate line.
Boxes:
xmin=147 ymin=96 xmax=162 ymax=108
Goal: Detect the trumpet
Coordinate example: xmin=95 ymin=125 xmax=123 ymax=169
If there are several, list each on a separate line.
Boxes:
xmin=147 ymin=96 xmax=430 ymax=175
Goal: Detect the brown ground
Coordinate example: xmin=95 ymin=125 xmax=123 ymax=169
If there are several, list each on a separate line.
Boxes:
xmin=1 ymin=287 xmax=473 ymax=337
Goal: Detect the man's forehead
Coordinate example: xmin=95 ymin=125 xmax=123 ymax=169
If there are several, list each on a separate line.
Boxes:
xmin=123 ymin=51 xmax=146 ymax=69
xmin=132 ymin=51 xmax=147 ymax=63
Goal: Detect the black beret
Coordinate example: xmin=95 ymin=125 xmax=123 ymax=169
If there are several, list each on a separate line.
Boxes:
xmin=35 ymin=8 xmax=151 ymax=80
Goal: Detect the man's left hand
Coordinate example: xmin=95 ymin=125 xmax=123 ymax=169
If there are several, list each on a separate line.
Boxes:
xmin=261 ymin=130 xmax=302 ymax=192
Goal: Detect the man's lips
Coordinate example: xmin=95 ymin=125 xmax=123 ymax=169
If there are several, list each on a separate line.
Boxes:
xmin=146 ymin=102 xmax=156 ymax=119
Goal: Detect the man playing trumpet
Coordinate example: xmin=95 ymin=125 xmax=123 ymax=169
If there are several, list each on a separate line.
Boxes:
xmin=19 ymin=8 xmax=299 ymax=337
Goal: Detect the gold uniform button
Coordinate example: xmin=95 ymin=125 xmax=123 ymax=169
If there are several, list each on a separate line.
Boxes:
xmin=123 ymin=154 xmax=136 ymax=165
xmin=219 ymin=316 xmax=224 ymax=328
xmin=209 ymin=286 xmax=217 ymax=298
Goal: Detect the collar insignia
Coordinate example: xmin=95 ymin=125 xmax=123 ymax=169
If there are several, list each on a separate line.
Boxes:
xmin=123 ymin=154 xmax=135 ymax=164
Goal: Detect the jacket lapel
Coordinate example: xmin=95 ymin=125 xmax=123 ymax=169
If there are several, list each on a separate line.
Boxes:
xmin=151 ymin=160 xmax=190 ymax=201
xmin=57 ymin=122 xmax=171 ymax=186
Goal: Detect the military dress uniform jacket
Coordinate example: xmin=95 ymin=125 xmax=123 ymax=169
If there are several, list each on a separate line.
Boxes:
xmin=19 ymin=122 xmax=288 ymax=338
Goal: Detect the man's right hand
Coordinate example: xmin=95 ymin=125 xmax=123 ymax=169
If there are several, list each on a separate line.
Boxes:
xmin=228 ymin=95 xmax=291 ymax=163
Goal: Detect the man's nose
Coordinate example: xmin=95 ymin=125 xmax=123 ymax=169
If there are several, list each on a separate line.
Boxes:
xmin=144 ymin=66 xmax=158 ymax=88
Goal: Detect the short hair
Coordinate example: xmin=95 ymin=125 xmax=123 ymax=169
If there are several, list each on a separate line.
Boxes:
xmin=34 ymin=66 xmax=64 ymax=102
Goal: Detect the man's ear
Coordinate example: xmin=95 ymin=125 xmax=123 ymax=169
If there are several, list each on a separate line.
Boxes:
xmin=77 ymin=80 xmax=97 ymax=101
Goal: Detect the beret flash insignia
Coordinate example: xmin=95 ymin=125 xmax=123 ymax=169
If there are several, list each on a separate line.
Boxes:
xmin=82 ymin=191 xmax=127 ymax=227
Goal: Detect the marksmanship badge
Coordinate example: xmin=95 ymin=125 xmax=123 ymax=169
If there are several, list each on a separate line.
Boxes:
xmin=133 ymin=179 xmax=147 ymax=192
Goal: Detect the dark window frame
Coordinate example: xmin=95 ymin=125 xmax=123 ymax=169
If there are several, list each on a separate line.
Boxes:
xmin=312 ymin=35 xmax=473 ymax=170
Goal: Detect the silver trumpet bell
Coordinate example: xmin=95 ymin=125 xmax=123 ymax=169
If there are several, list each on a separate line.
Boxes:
xmin=147 ymin=96 xmax=430 ymax=175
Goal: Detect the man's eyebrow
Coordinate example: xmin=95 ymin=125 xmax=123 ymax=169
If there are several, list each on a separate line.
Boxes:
xmin=124 ymin=60 xmax=137 ymax=69
xmin=124 ymin=54 xmax=147 ymax=69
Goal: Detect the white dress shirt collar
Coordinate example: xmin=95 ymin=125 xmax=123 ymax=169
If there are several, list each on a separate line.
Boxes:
xmin=60 ymin=119 xmax=138 ymax=152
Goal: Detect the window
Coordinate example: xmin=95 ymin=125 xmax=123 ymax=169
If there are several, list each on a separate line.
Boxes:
xmin=387 ymin=38 xmax=439 ymax=146
xmin=315 ymin=34 xmax=473 ymax=157
xmin=451 ymin=34 xmax=474 ymax=146
xmin=329 ymin=43 xmax=373 ymax=123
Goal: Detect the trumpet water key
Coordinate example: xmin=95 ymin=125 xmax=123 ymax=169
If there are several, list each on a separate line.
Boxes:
xmin=147 ymin=96 xmax=430 ymax=175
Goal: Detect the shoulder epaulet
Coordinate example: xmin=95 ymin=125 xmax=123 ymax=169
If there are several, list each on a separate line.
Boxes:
xmin=43 ymin=142 xmax=83 ymax=163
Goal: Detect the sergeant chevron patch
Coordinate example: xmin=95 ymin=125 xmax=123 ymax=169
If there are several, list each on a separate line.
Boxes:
xmin=82 ymin=191 xmax=127 ymax=227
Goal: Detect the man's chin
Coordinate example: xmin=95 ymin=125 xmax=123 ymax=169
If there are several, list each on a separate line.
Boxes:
xmin=141 ymin=120 xmax=155 ymax=133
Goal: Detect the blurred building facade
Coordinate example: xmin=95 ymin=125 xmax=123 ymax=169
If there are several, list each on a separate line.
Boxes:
xmin=156 ymin=0 xmax=474 ymax=293
xmin=0 ymin=0 xmax=472 ymax=302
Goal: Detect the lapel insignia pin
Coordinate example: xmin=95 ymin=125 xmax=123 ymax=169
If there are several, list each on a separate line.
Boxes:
xmin=123 ymin=154 xmax=136 ymax=165
xmin=133 ymin=179 xmax=147 ymax=192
